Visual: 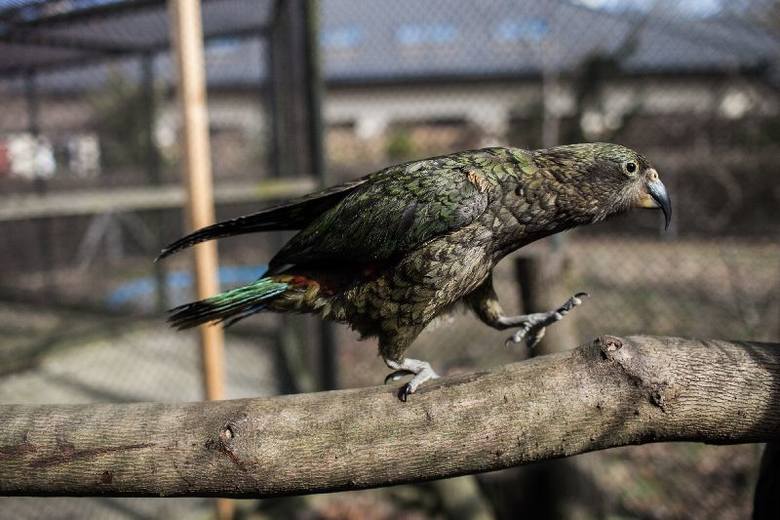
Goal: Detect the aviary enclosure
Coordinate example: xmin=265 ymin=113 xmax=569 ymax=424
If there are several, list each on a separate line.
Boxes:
xmin=0 ymin=0 xmax=778 ymax=518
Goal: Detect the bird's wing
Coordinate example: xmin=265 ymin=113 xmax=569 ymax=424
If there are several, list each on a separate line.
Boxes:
xmin=269 ymin=159 xmax=490 ymax=269
xmin=156 ymin=178 xmax=369 ymax=260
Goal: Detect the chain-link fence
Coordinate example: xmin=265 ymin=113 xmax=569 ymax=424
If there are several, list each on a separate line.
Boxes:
xmin=1 ymin=0 xmax=779 ymax=518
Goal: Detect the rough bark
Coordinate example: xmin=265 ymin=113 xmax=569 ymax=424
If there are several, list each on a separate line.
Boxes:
xmin=1 ymin=335 xmax=778 ymax=498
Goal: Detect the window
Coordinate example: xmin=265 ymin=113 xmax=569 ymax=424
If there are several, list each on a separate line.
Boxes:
xmin=494 ymin=18 xmax=549 ymax=43
xmin=322 ymin=26 xmax=362 ymax=49
xmin=396 ymin=23 xmax=457 ymax=46
xmin=207 ymin=37 xmax=241 ymax=55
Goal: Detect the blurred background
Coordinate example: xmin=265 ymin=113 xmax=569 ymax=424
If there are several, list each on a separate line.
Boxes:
xmin=0 ymin=0 xmax=778 ymax=518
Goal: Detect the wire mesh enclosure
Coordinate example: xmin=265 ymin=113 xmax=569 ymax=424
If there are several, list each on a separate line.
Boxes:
xmin=0 ymin=0 xmax=778 ymax=518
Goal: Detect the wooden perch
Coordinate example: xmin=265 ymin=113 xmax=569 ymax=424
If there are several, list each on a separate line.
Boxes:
xmin=1 ymin=335 xmax=779 ymax=498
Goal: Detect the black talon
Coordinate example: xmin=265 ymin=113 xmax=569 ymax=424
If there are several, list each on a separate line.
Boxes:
xmin=398 ymin=383 xmax=413 ymax=402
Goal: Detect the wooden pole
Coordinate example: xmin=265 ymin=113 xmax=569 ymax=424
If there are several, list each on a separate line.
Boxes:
xmin=167 ymin=1 xmax=230 ymax=516
xmin=168 ymin=0 xmax=224 ymax=401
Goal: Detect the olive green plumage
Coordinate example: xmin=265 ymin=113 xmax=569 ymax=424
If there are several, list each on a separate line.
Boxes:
xmin=162 ymin=143 xmax=669 ymax=367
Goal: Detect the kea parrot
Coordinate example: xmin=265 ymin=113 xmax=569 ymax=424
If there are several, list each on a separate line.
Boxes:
xmin=158 ymin=143 xmax=671 ymax=401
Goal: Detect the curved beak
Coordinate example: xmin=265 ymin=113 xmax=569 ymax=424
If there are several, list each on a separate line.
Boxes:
xmin=636 ymin=169 xmax=672 ymax=230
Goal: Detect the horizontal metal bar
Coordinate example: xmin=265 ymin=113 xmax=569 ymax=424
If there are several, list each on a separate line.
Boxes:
xmin=0 ymin=178 xmax=317 ymax=221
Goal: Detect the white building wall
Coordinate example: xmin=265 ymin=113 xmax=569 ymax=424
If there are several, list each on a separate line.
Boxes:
xmin=325 ymin=82 xmax=542 ymax=143
xmin=324 ymin=77 xmax=777 ymax=144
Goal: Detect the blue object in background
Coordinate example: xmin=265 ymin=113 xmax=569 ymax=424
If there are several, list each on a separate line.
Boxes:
xmin=106 ymin=265 xmax=268 ymax=310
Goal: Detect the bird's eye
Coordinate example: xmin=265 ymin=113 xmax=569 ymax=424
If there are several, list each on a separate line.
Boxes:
xmin=625 ymin=161 xmax=637 ymax=174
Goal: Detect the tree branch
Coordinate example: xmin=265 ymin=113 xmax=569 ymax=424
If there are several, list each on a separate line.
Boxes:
xmin=1 ymin=335 xmax=779 ymax=497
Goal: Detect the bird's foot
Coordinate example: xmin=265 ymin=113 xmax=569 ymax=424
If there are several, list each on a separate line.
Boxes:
xmin=504 ymin=292 xmax=590 ymax=350
xmin=383 ymin=358 xmax=439 ymax=402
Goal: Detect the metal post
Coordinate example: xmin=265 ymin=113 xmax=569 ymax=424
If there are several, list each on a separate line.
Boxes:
xmin=266 ymin=6 xmax=281 ymax=180
xmin=266 ymin=0 xmax=333 ymax=392
xmin=512 ymin=252 xmax=578 ymax=518
xmin=302 ymin=0 xmax=338 ymax=391
xmin=141 ymin=53 xmax=168 ymax=312
xmin=24 ymin=70 xmax=55 ymax=299
xmin=303 ymin=0 xmax=325 ymax=182
xmin=24 ymin=72 xmax=40 ymax=137
xmin=514 ymin=252 xmax=577 ymax=356
xmin=269 ymin=0 xmax=294 ymax=182
xmin=267 ymin=4 xmax=303 ymax=395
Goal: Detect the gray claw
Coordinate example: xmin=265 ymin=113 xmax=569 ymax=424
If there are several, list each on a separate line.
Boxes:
xmin=562 ymin=292 xmax=589 ymax=311
xmin=505 ymin=324 xmax=532 ymax=348
xmin=526 ymin=327 xmax=546 ymax=350
xmin=383 ymin=358 xmax=439 ymax=402
xmin=384 ymin=370 xmax=412 ymax=385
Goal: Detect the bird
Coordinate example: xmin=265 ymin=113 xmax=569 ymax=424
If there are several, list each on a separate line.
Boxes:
xmin=157 ymin=142 xmax=671 ymax=401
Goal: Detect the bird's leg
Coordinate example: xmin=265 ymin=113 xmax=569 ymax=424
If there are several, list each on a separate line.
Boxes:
xmin=383 ymin=358 xmax=440 ymax=402
xmin=500 ymin=292 xmax=589 ymax=349
xmin=466 ymin=274 xmax=588 ymax=351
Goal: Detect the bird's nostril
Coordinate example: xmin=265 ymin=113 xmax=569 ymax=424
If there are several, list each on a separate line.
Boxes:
xmin=648 ymin=170 xmax=659 ymax=181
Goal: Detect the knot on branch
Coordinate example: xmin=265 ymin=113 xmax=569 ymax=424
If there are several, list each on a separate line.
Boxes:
xmin=205 ymin=415 xmax=248 ymax=471
xmin=594 ymin=335 xmax=674 ymax=411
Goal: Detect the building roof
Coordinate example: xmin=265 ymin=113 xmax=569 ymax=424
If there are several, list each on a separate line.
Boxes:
xmin=320 ymin=0 xmax=778 ymax=83
xmin=0 ymin=0 xmax=777 ymax=92
xmin=0 ymin=0 xmax=271 ymax=75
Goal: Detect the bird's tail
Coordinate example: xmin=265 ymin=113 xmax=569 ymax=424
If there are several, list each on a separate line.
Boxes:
xmin=168 ymin=277 xmax=290 ymax=330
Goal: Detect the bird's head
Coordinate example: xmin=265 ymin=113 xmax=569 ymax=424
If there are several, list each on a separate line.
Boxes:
xmin=537 ymin=142 xmax=672 ymax=229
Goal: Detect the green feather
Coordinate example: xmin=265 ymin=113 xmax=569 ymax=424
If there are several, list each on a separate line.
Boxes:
xmin=168 ymin=278 xmax=289 ymax=330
